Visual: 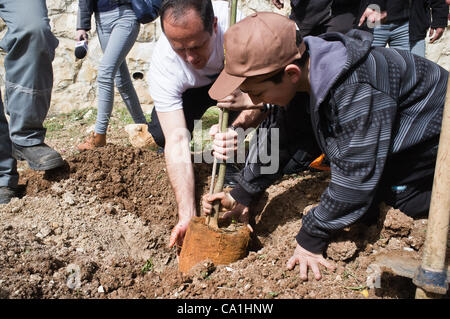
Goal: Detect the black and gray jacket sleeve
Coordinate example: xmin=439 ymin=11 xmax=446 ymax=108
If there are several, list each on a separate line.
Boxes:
xmin=230 ymin=94 xmax=322 ymax=207
xmin=77 ymin=0 xmax=95 ymax=31
xmin=297 ymin=83 xmax=398 ymax=253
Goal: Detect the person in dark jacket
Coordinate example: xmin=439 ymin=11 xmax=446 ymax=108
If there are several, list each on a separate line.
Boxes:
xmin=76 ymin=0 xmax=160 ymax=151
xmin=204 ymin=12 xmax=448 ymax=280
xmin=447 ymin=0 xmax=450 ymax=19
xmin=272 ymin=0 xmax=364 ymax=37
xmin=359 ymin=1 xmax=413 ymax=51
xmin=409 ymin=0 xmax=448 ymax=56
xmin=359 ymin=0 xmax=448 ymax=57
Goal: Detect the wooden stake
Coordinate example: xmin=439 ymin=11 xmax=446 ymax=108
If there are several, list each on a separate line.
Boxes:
xmin=206 ymin=0 xmax=238 ymax=229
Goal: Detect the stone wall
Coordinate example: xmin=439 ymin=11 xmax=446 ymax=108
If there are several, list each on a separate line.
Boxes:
xmin=0 ymin=1 xmax=448 ymax=114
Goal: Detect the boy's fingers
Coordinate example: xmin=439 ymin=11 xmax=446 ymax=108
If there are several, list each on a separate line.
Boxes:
xmin=299 ymin=260 xmax=308 ymax=280
xmin=212 ymin=151 xmax=229 ymax=161
xmin=310 ymin=262 xmax=322 ymax=280
xmin=286 ymin=256 xmax=297 ymax=270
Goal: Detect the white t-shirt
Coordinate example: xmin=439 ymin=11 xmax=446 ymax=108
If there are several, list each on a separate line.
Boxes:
xmin=148 ymin=1 xmax=243 ymax=113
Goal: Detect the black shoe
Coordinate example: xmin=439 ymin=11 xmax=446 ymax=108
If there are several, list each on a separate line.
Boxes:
xmin=0 ymin=186 xmax=19 ymax=204
xmin=282 ymin=159 xmax=307 ymax=175
xmin=12 ymin=143 xmax=65 ymax=171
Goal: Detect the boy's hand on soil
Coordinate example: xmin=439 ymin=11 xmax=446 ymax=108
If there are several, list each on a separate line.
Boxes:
xmin=209 ymin=125 xmax=237 ymax=161
xmin=286 ymin=244 xmax=336 ymax=281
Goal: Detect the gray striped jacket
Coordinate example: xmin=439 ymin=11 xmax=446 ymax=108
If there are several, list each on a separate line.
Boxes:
xmin=230 ymin=30 xmax=448 ymax=253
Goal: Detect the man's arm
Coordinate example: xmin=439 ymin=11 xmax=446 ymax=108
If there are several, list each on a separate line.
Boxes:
xmin=157 ymin=109 xmax=196 ymax=249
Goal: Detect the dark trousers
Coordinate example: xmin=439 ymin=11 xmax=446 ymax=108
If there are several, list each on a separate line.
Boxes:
xmin=148 ymin=84 xmax=239 ymax=148
xmin=360 ymin=175 xmax=433 ymax=226
xmin=362 ymin=138 xmax=439 ymax=224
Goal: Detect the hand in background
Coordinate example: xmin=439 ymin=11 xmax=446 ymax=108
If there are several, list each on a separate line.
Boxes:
xmin=76 ymin=29 xmax=88 ymax=43
xmin=272 ymin=0 xmax=284 ymax=10
xmin=429 ymin=27 xmax=445 ymax=44
xmin=358 ymin=7 xmax=387 ymax=28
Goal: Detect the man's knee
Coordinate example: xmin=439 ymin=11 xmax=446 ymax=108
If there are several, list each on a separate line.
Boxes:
xmin=11 ymin=21 xmax=57 ymax=59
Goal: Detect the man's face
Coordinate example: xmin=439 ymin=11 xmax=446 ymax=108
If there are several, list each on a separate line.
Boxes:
xmin=239 ymin=69 xmax=298 ymax=107
xmin=163 ymin=8 xmax=217 ymax=69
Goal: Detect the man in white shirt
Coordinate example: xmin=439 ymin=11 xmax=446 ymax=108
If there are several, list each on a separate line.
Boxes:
xmin=147 ymin=0 xmax=263 ymax=251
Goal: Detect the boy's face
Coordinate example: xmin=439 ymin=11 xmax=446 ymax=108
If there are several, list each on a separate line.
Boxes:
xmin=239 ymin=68 xmax=298 ymax=107
xmin=164 ymin=8 xmax=217 ymax=70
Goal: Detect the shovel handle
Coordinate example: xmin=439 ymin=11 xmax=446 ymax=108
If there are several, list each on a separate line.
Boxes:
xmin=414 ymin=75 xmax=450 ymax=296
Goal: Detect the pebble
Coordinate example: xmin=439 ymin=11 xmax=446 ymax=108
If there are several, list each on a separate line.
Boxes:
xmin=29 ymin=274 xmax=42 ymax=284
xmin=63 ymin=193 xmax=76 ymax=206
xmin=83 ymin=109 xmax=93 ymax=120
xmin=41 ymin=226 xmax=52 ymax=237
xmin=98 ymin=285 xmax=105 ymax=293
xmin=50 ymin=184 xmax=64 ymax=195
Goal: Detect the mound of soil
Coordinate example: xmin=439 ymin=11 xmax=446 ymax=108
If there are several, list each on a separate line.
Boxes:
xmin=21 ymin=144 xmax=210 ymax=221
xmin=0 ymin=144 xmax=448 ymax=299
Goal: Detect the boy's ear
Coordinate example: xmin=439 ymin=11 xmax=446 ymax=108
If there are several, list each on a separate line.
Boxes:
xmin=285 ymin=64 xmax=301 ymax=83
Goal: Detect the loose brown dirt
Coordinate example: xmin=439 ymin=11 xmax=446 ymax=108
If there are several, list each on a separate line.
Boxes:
xmin=1 ymin=143 xmax=448 ymax=299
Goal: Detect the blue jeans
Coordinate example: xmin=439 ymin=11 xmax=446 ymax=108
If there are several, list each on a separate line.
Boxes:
xmin=411 ymin=39 xmax=426 ymax=58
xmin=94 ymin=4 xmax=146 ymax=135
xmin=372 ymin=22 xmax=410 ymax=51
xmin=0 ymin=0 xmax=58 ymax=187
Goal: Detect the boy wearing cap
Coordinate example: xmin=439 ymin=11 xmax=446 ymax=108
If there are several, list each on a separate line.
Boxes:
xmin=203 ymin=12 xmax=448 ymax=280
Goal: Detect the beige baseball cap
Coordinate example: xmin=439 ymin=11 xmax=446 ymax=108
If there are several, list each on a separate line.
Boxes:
xmin=209 ymin=11 xmax=305 ymax=101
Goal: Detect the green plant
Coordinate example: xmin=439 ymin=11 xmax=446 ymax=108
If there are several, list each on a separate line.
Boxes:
xmin=141 ymin=259 xmax=154 ymax=274
xmin=342 ymin=269 xmax=367 ymax=291
xmin=44 ymin=119 xmax=64 ymax=132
